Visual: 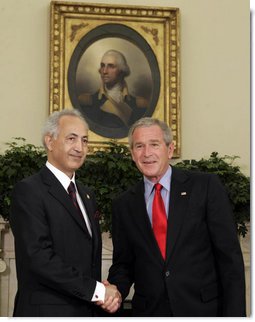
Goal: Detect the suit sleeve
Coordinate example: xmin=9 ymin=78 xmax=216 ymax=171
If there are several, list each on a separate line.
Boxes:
xmin=9 ymin=180 xmax=96 ymax=302
xmin=206 ymin=174 xmax=246 ymax=316
xmin=108 ymin=198 xmax=134 ymax=299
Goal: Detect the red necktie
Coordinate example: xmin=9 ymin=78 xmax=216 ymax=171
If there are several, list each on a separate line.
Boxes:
xmin=152 ymin=183 xmax=167 ymax=260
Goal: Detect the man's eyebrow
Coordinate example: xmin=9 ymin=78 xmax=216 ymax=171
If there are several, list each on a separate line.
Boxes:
xmin=133 ymin=139 xmax=160 ymax=146
xmin=66 ymin=133 xmax=88 ymax=138
xmin=149 ymin=139 xmax=160 ymax=143
xmin=100 ymin=62 xmax=116 ymax=67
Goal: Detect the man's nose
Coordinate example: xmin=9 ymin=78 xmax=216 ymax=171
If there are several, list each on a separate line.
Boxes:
xmin=102 ymin=66 xmax=109 ymax=73
xmin=143 ymin=145 xmax=152 ymax=156
xmin=74 ymin=139 xmax=83 ymax=152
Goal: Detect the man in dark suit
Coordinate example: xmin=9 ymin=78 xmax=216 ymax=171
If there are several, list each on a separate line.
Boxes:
xmin=10 ymin=109 xmax=121 ymax=317
xmin=108 ymin=117 xmax=246 ymax=317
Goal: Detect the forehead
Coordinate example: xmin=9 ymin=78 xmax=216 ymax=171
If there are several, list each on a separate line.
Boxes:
xmin=58 ymin=115 xmax=87 ymax=133
xmin=133 ymin=125 xmax=164 ymax=141
xmin=101 ymin=54 xmax=117 ymax=64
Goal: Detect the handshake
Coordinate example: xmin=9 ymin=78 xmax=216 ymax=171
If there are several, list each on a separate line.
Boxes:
xmin=96 ymin=280 xmax=122 ymax=314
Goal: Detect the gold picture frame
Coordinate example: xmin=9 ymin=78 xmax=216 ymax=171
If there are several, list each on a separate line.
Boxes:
xmin=50 ymin=1 xmax=180 ymax=156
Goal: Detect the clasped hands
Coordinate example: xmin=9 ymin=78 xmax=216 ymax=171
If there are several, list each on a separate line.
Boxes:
xmin=96 ymin=280 xmax=122 ymax=313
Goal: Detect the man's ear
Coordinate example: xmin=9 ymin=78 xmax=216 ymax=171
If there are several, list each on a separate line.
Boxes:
xmin=168 ymin=142 xmax=175 ymax=160
xmin=44 ymin=135 xmax=54 ymax=152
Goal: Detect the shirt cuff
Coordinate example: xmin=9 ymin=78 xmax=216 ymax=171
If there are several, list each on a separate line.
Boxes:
xmin=91 ymin=281 xmax=106 ymax=302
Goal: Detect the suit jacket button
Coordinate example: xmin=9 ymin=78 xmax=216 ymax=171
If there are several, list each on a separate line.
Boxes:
xmin=165 ymin=270 xmax=170 ymax=277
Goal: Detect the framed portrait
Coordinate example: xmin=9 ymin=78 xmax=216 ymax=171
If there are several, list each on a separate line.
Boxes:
xmin=50 ymin=1 xmax=180 ymax=156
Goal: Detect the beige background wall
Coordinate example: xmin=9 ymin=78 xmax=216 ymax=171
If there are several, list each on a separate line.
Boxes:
xmin=0 ymin=0 xmax=250 ymax=175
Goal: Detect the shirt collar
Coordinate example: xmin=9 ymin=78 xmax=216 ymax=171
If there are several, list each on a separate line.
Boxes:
xmin=160 ymin=166 xmax=172 ymax=191
xmin=144 ymin=166 xmax=172 ymax=196
xmin=98 ymin=81 xmax=130 ymax=100
xmin=46 ymin=161 xmax=76 ymax=192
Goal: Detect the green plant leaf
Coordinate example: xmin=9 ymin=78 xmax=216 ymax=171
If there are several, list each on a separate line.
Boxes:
xmin=0 ymin=139 xmax=250 ymax=236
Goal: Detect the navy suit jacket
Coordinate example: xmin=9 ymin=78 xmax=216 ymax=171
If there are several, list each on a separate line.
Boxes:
xmin=10 ymin=166 xmax=102 ymax=317
xmin=108 ymin=167 xmax=246 ymax=317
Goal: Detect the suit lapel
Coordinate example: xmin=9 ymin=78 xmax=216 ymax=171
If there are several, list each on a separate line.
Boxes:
xmin=129 ymin=181 xmax=165 ymax=264
xmin=165 ymin=167 xmax=191 ymax=263
xmin=129 ymin=171 xmax=192 ymax=265
xmin=76 ymin=183 xmax=101 ymax=264
xmin=76 ymin=183 xmax=98 ymax=239
xmin=40 ymin=167 xmax=91 ymax=236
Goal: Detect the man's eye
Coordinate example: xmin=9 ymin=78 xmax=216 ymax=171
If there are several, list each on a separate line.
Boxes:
xmin=67 ymin=137 xmax=75 ymax=142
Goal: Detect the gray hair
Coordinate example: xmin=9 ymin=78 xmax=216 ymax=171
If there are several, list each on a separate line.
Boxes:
xmin=128 ymin=117 xmax=173 ymax=149
xmin=42 ymin=109 xmax=89 ymax=149
xmin=100 ymin=49 xmax=130 ymax=77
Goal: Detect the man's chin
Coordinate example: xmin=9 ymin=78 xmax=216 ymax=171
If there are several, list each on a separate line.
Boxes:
xmin=142 ymin=170 xmax=157 ymax=179
xmin=69 ymin=161 xmax=84 ymax=171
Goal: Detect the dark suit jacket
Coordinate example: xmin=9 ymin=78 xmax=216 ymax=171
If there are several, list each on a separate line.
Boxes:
xmin=108 ymin=167 xmax=246 ymax=317
xmin=9 ymin=166 xmax=102 ymax=317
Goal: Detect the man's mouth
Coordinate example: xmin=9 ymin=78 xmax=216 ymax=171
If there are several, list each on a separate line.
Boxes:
xmin=143 ymin=160 xmax=156 ymax=165
xmin=70 ymin=155 xmax=82 ymax=160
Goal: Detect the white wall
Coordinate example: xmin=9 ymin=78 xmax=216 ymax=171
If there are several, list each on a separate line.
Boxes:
xmin=0 ymin=0 xmax=250 ymax=175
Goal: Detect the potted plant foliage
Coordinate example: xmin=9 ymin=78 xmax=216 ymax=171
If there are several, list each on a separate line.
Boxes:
xmin=0 ymin=139 xmax=250 ymax=237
